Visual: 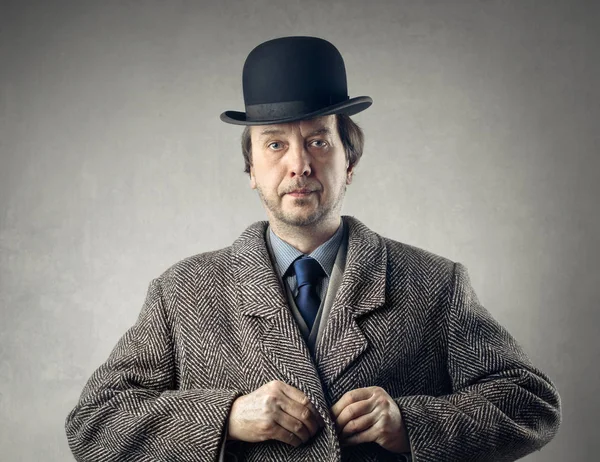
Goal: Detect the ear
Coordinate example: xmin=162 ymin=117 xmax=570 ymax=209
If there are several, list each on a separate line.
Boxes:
xmin=249 ymin=166 xmax=256 ymax=189
xmin=346 ymin=160 xmax=354 ymax=185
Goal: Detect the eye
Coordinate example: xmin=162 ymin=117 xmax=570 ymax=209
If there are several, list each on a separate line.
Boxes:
xmin=310 ymin=139 xmax=328 ymax=148
xmin=268 ymin=141 xmax=284 ymax=150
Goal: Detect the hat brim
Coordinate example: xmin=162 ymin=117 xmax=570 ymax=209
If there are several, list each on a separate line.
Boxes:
xmin=219 ymin=96 xmax=372 ymax=126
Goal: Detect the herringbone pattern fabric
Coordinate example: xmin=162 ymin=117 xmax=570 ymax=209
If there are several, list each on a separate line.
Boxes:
xmin=65 ymin=215 xmax=561 ymax=461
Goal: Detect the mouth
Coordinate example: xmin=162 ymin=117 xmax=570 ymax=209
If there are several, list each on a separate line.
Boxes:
xmin=287 ymin=190 xmax=314 ymax=197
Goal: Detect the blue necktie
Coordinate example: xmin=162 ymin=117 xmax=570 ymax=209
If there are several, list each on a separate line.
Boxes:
xmin=292 ymin=256 xmax=324 ymax=331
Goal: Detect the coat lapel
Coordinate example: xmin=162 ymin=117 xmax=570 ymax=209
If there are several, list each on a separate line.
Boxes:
xmin=231 ymin=215 xmax=388 ymax=408
xmin=231 ymin=221 xmax=333 ymax=426
xmin=314 ymin=216 xmax=388 ymax=393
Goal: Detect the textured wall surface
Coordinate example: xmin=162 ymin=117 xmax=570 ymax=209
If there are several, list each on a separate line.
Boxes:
xmin=1 ymin=0 xmax=598 ymax=460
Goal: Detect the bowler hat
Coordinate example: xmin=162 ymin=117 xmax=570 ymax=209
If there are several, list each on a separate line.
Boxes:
xmin=220 ymin=36 xmax=372 ymax=125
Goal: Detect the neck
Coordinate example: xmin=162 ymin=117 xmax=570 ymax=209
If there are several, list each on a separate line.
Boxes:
xmin=269 ymin=215 xmax=342 ymax=254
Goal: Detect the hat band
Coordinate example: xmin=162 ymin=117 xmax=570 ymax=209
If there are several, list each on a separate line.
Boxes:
xmin=245 ymin=96 xmax=349 ymax=121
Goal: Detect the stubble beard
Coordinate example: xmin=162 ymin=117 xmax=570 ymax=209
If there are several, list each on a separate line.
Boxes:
xmin=256 ymin=182 xmax=347 ymax=228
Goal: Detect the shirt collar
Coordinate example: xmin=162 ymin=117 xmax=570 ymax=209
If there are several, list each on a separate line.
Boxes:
xmin=268 ymin=217 xmax=345 ymax=279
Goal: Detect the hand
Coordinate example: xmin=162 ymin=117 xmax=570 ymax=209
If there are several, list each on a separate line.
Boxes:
xmin=331 ymin=386 xmax=410 ymax=454
xmin=227 ymin=380 xmax=326 ymax=447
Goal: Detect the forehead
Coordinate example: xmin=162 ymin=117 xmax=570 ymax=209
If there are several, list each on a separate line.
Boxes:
xmin=251 ymin=115 xmax=337 ymax=139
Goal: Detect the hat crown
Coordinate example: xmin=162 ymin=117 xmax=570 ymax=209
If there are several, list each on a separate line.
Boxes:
xmin=220 ymin=35 xmax=372 ymax=125
xmin=242 ymin=36 xmax=348 ymax=106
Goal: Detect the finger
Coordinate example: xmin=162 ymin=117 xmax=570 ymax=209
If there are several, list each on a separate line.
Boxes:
xmin=335 ymin=397 xmax=376 ymax=434
xmin=331 ymin=388 xmax=373 ymax=419
xmin=278 ymin=396 xmax=321 ymax=438
xmin=273 ymin=410 xmax=312 ymax=446
xmin=340 ymin=421 xmax=380 ymax=446
xmin=340 ymin=407 xmax=377 ymax=438
xmin=280 ymin=384 xmax=325 ymax=427
xmin=270 ymin=420 xmax=305 ymax=448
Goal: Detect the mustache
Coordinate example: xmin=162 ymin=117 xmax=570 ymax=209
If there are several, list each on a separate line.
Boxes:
xmin=285 ymin=184 xmax=319 ymax=194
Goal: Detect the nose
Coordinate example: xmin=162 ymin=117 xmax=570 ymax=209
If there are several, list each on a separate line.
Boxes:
xmin=287 ymin=141 xmax=312 ymax=177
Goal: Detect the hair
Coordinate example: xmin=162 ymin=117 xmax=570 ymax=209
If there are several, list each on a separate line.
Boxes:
xmin=240 ymin=113 xmax=365 ymax=176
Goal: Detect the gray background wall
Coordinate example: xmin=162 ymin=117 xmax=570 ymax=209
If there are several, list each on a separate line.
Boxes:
xmin=1 ymin=0 xmax=598 ymax=460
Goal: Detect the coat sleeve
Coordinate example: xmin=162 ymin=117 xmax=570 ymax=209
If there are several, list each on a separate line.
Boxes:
xmin=65 ymin=277 xmax=243 ymax=462
xmin=394 ymin=262 xmax=562 ymax=462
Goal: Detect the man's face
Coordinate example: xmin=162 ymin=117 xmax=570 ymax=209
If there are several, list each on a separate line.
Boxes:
xmin=249 ymin=115 xmax=353 ymax=228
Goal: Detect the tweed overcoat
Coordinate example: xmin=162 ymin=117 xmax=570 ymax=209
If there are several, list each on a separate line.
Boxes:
xmin=65 ymin=215 xmax=561 ymax=461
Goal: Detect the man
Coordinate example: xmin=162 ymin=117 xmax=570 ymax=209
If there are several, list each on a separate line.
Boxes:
xmin=65 ymin=36 xmax=561 ymax=461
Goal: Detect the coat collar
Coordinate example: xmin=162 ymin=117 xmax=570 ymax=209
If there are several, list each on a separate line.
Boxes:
xmin=232 ymin=215 xmax=386 ymax=318
xmin=231 ymin=215 xmax=387 ymax=417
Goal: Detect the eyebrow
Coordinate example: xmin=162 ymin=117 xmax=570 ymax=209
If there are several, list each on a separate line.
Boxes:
xmin=258 ymin=128 xmax=285 ymax=138
xmin=258 ymin=126 xmax=332 ymax=139
xmin=306 ymin=127 xmax=332 ymax=137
